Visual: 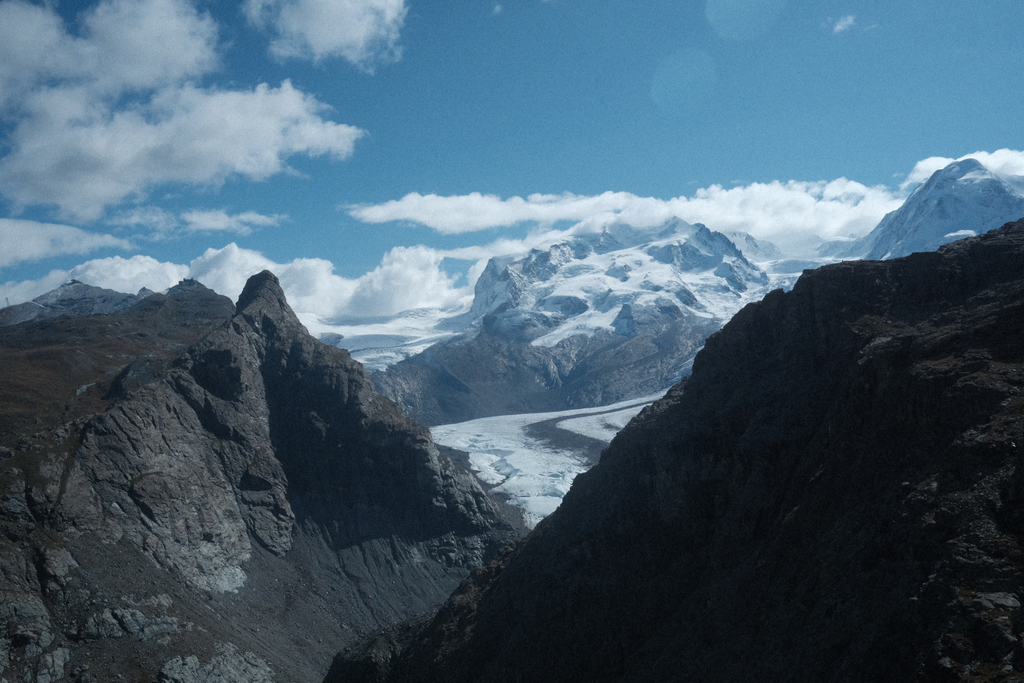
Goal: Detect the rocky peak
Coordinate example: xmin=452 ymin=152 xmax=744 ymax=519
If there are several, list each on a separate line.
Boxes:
xmin=0 ymin=270 xmax=517 ymax=682
xmin=233 ymin=269 xmax=307 ymax=339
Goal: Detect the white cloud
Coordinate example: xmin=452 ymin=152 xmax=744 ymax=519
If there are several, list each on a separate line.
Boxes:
xmin=344 ymin=245 xmax=466 ymax=317
xmin=0 ymin=0 xmax=364 ymax=220
xmin=349 ymin=191 xmax=677 ymax=234
xmin=832 ymin=15 xmax=856 ymax=33
xmin=902 ymin=148 xmax=1024 ymax=190
xmin=69 ymin=254 xmax=191 ymax=294
xmin=350 ymin=180 xmax=902 ymax=256
xmin=1 ymin=242 xmax=470 ymax=327
xmin=0 ymin=254 xmax=188 ymax=305
xmin=0 ymin=0 xmax=217 ymax=108
xmin=245 ymin=0 xmax=407 ymax=68
xmin=181 ymin=209 xmax=284 ymax=235
xmin=108 ymin=206 xmax=181 ymax=235
xmin=188 ymin=243 xmax=467 ymax=321
xmin=0 ymin=80 xmax=363 ymax=220
xmin=0 ymin=219 xmax=130 ymax=267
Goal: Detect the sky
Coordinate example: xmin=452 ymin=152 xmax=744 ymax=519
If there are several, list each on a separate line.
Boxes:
xmin=1 ymin=0 xmax=1023 ymax=327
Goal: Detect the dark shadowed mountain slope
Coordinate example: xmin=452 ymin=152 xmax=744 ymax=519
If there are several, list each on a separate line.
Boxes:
xmin=0 ymin=272 xmax=517 ymax=683
xmin=328 ymin=218 xmax=1024 ymax=683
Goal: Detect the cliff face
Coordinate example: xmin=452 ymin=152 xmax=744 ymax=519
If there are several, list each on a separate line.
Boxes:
xmin=330 ymin=219 xmax=1024 ymax=683
xmin=0 ymin=272 xmax=516 ymax=683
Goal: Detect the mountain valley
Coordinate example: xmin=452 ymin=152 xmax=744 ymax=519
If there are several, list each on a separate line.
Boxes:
xmin=329 ymin=218 xmax=1024 ymax=683
xmin=1 ymin=158 xmax=1023 ymax=683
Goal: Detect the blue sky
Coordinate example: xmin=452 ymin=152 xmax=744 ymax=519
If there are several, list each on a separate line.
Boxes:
xmin=1 ymin=0 xmax=1023 ymax=324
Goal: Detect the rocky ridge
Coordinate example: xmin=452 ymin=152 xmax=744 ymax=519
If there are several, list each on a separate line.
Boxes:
xmin=0 ymin=280 xmax=156 ymax=328
xmin=328 ymin=219 xmax=1024 ymax=683
xmin=0 ymin=272 xmax=517 ymax=682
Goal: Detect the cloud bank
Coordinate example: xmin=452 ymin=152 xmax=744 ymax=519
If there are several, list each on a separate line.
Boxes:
xmin=5 ymin=151 xmax=1024 ymax=327
xmin=0 ymin=243 xmax=469 ymax=332
xmin=350 ymin=179 xmax=903 ymax=255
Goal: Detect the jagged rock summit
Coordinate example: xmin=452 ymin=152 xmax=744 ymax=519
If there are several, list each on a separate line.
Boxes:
xmin=328 ymin=219 xmax=1024 ymax=683
xmin=0 ymin=271 xmax=517 ymax=682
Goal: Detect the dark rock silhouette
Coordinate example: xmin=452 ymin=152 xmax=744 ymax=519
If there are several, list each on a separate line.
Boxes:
xmin=328 ymin=219 xmax=1024 ymax=683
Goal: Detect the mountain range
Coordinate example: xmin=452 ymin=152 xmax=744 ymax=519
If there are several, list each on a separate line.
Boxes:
xmin=369 ymin=220 xmax=775 ymax=425
xmin=354 ymin=158 xmax=1024 ymax=427
xmin=329 ymin=218 xmax=1024 ymax=683
xmin=1 ymin=156 xmax=1023 ymax=683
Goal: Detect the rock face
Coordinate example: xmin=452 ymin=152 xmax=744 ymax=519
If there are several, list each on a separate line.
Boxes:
xmin=0 ymin=272 xmax=516 ymax=682
xmin=328 ymin=219 xmax=1024 ymax=683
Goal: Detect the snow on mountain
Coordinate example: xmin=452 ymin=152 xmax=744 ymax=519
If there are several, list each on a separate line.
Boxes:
xmin=312 ymin=307 xmax=467 ymax=370
xmin=364 ymin=219 xmax=788 ymax=425
xmin=335 ymin=218 xmax=781 ymax=375
xmin=466 ymin=218 xmax=771 ymax=347
xmin=823 ymin=158 xmax=1024 ymax=261
xmin=0 ymin=279 xmax=155 ymax=326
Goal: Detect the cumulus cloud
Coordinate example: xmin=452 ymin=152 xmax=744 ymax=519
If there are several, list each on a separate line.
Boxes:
xmin=245 ymin=0 xmax=407 ymax=68
xmin=0 ymin=0 xmax=217 ymax=109
xmin=187 ymin=243 xmax=466 ymax=321
xmin=0 ymin=219 xmax=130 ymax=267
xmin=2 ymin=242 xmax=469 ymax=331
xmin=0 ymin=0 xmax=364 ymax=220
xmin=903 ymin=148 xmax=1024 ymax=190
xmin=350 ymin=180 xmax=902 ymax=256
xmin=0 ymin=254 xmax=188 ymax=305
xmin=832 ymin=15 xmax=856 ymax=33
xmin=344 ymin=246 xmax=466 ymax=317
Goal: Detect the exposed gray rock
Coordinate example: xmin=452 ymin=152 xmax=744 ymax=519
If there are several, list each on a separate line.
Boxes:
xmin=158 ymin=643 xmax=273 ymax=683
xmin=0 ymin=272 xmax=518 ymax=682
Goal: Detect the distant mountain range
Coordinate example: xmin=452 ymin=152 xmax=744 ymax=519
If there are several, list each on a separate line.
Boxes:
xmin=0 ymin=279 xmax=155 ymax=327
xmin=370 ymin=220 xmax=777 ymax=425
xmin=358 ymin=158 xmax=1024 ymax=426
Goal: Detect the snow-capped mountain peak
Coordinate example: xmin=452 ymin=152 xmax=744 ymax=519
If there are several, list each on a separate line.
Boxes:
xmin=833 ymin=158 xmax=1024 ymax=261
xmin=465 ymin=219 xmax=769 ymax=348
